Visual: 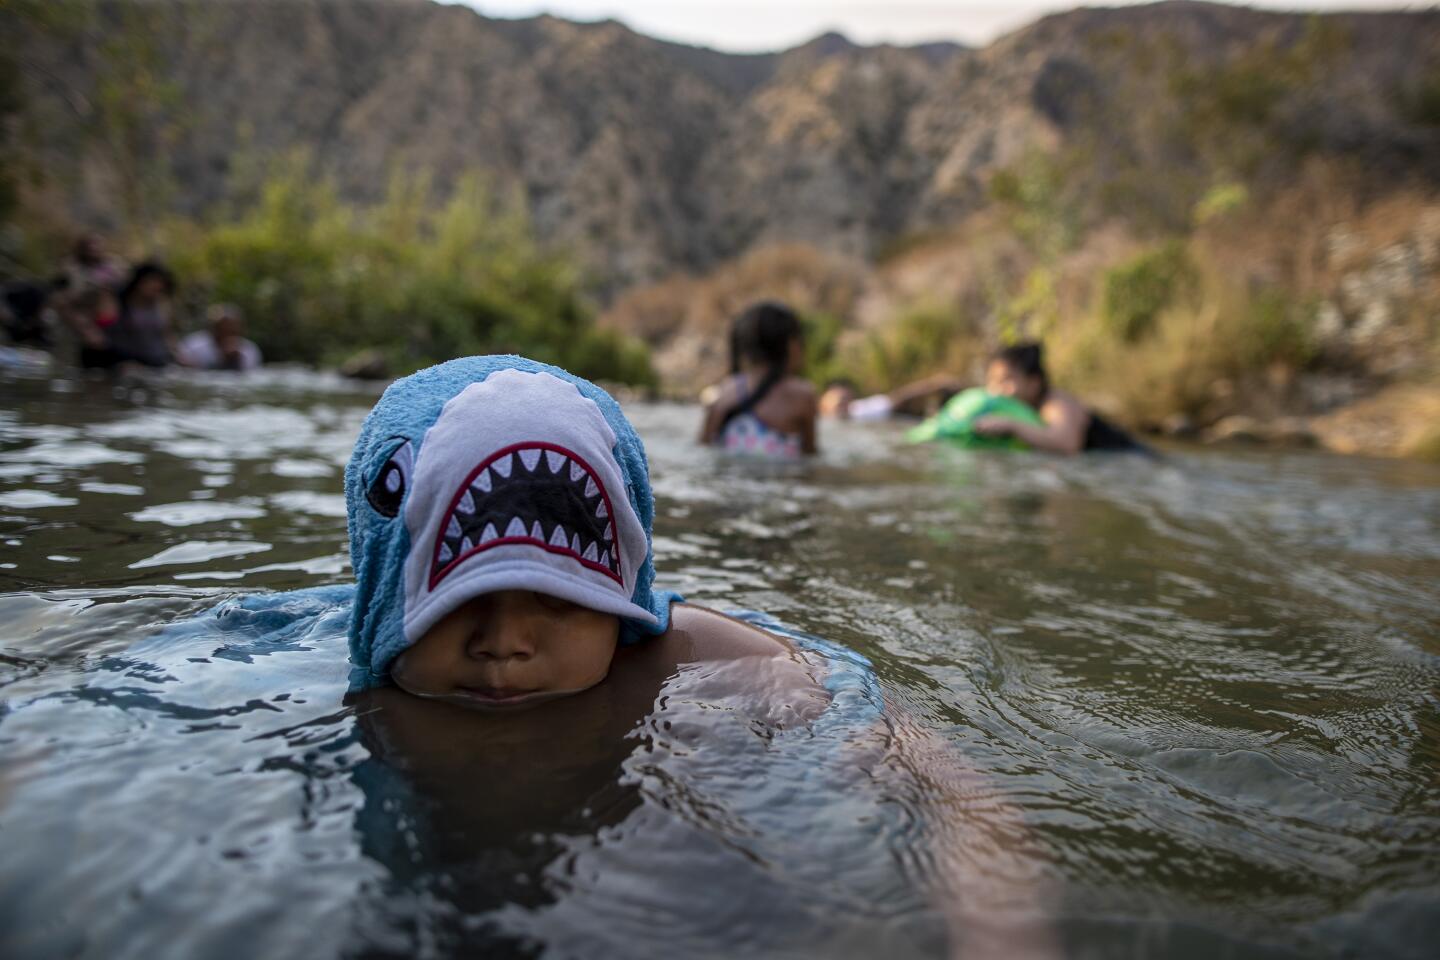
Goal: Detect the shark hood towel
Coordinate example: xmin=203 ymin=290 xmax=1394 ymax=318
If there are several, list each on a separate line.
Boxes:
xmin=344 ymin=355 xmax=679 ymax=691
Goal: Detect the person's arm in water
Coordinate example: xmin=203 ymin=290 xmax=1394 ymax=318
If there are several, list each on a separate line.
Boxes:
xmin=974 ymin=393 xmax=1089 ymax=455
xmin=605 ymin=603 xmax=834 ymax=728
xmin=888 ymin=373 xmax=965 ymax=417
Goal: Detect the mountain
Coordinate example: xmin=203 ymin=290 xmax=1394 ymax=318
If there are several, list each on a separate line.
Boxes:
xmin=3 ymin=0 xmax=1437 ymax=295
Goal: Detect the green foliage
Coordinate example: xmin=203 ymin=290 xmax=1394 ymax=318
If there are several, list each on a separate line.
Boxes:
xmin=800 ymin=309 xmax=846 ymax=386
xmin=1235 ymin=289 xmax=1316 ymax=371
xmin=91 ymin=2 xmax=191 ymax=241
xmin=1193 ymin=182 xmax=1249 ymax=225
xmin=1100 ymin=241 xmax=1196 ymax=342
xmin=995 ymin=267 xmax=1059 ymax=344
xmin=165 ymin=160 xmax=656 ymax=386
xmin=988 ymin=148 xmax=1084 ymax=259
xmin=852 ymin=299 xmax=973 ymax=390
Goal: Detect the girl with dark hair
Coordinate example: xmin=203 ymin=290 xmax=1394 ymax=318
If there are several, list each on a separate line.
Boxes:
xmin=698 ymin=301 xmax=818 ymax=458
xmin=976 ymin=341 xmax=1147 ymax=454
xmin=104 ymin=261 xmax=179 ymax=368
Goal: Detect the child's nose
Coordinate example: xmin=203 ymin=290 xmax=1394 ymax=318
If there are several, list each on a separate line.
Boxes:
xmin=466 ymin=622 xmax=534 ymax=661
xmin=464 ymin=594 xmax=537 ymax=661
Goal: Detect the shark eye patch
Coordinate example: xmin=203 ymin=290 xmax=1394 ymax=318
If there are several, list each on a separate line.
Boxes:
xmin=366 ymin=440 xmax=413 ymax=518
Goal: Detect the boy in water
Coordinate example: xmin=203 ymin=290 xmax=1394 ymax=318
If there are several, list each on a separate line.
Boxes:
xmin=343 ymin=355 xmax=1057 ymax=957
xmin=346 ymin=355 xmax=825 ymax=715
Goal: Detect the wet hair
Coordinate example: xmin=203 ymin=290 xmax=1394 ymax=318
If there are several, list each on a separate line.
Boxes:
xmin=991 ymin=341 xmax=1049 ymax=396
xmin=119 ymin=261 xmax=176 ymax=304
xmin=721 ymin=301 xmax=803 ymax=432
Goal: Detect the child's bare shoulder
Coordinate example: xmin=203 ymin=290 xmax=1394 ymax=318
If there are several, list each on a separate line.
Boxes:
xmin=779 ymin=376 xmax=818 ymax=401
xmin=655 ymin=604 xmax=831 ymax=721
xmin=662 ymin=603 xmax=797 ymax=659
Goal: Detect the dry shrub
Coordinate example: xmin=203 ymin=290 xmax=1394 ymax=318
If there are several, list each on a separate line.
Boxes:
xmin=1054 ymin=248 xmax=1318 ymax=426
xmin=600 ymin=243 xmax=867 ymax=392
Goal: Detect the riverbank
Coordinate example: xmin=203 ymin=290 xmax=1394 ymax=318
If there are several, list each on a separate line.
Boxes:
xmin=602 ymin=164 xmax=1440 ymax=463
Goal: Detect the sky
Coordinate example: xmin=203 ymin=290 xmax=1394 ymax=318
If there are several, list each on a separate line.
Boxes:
xmin=452 ymin=1 xmax=1413 ymax=51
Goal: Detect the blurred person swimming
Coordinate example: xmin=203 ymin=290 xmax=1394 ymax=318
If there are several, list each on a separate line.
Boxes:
xmin=61 ymin=232 xmax=127 ymax=296
xmin=699 ymin=301 xmax=817 ymax=458
xmin=78 ymin=261 xmax=179 ymax=369
xmin=177 ymin=303 xmax=262 ymax=372
xmin=972 ymin=342 xmax=1147 ymax=455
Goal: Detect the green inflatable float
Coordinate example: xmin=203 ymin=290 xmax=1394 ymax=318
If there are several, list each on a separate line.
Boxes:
xmin=905 ymin=387 xmax=1044 ymax=450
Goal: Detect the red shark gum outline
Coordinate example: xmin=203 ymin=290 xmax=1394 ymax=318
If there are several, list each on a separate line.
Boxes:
xmin=427 ymin=440 xmax=624 ymax=591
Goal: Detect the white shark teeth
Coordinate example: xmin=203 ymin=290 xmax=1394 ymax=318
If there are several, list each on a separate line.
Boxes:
xmin=570 ymin=532 xmax=581 ymax=553
xmin=599 ymin=548 xmax=610 ymax=568
xmin=481 ymin=522 xmax=499 ymax=544
xmin=456 ymin=488 xmax=476 ymax=515
xmin=492 ymin=454 xmax=513 ymax=479
xmin=570 ymin=461 xmax=586 ymax=482
xmin=474 ymin=469 xmax=492 ymax=493
xmin=584 ymin=477 xmax=599 ymax=499
xmin=604 ymin=523 xmax=614 ymax=542
xmin=595 ymin=500 xmax=608 ymax=519
xmin=446 ymin=515 xmax=463 ymax=539
xmin=583 ymin=541 xmax=598 ymax=562
xmin=528 ymin=520 xmax=542 ymax=540
xmin=546 ymin=450 xmax=567 ymax=473
xmin=438 ymin=541 xmax=454 ymax=564
xmin=519 ymin=448 xmax=542 ymax=472
xmin=506 ymin=516 xmax=526 ymax=538
xmin=549 ymin=524 xmax=568 ymax=547
xmin=460 ymin=535 xmax=475 ymax=554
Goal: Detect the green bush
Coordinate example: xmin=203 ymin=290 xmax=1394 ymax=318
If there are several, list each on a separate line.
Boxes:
xmin=987 ymin=148 xmax=1085 ymax=258
xmin=850 ymin=300 xmax=973 ymax=390
xmin=801 ymin=309 xmax=846 ymax=385
xmin=1237 ymin=289 xmax=1316 ymax=371
xmin=164 ymin=162 xmax=656 ymax=386
xmin=1100 ymin=241 xmax=1196 ymax=342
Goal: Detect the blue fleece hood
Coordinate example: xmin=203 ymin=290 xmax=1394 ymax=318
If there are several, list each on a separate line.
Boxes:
xmin=344 ymin=355 xmax=677 ymax=691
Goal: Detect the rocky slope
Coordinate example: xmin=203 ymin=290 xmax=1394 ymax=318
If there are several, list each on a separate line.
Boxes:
xmin=8 ymin=1 xmax=1436 ymax=293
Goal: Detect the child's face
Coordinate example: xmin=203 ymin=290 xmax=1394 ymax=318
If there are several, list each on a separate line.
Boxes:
xmin=986 ymin=360 xmax=1043 ymax=406
xmin=391 ymin=590 xmax=620 ymax=710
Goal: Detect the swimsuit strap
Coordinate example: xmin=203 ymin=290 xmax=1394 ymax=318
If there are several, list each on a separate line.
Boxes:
xmin=718 ymin=366 xmax=786 ymax=435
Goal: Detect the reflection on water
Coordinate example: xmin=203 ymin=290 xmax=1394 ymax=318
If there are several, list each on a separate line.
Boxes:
xmin=0 ymin=369 xmax=1437 ymax=959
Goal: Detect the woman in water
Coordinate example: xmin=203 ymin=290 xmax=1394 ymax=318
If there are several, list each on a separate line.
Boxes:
xmin=975 ymin=342 xmax=1147 ymax=454
xmin=698 ymin=301 xmax=818 ymax=458
xmin=105 ymin=261 xmax=179 ymax=369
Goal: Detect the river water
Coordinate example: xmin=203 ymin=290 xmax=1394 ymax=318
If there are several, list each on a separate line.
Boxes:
xmin=1 ymin=369 xmax=1437 ymax=959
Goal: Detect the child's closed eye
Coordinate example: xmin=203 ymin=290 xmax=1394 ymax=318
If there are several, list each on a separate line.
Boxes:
xmin=533 ymin=591 xmax=581 ymax=614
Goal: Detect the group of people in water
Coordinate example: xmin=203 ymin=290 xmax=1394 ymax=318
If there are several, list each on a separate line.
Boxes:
xmin=7 ymin=234 xmax=1140 ymax=457
xmin=0 ymin=233 xmax=262 ymax=373
xmin=699 ymin=300 xmax=1147 ymax=458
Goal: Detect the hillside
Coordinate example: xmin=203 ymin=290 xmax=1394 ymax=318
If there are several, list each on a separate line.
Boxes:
xmin=4 ymin=1 xmax=1440 ymax=458
xmin=8 ymin=1 xmax=1434 ymax=291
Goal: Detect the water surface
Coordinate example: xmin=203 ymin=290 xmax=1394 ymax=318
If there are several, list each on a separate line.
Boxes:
xmin=1 ymin=369 xmax=1437 ymax=959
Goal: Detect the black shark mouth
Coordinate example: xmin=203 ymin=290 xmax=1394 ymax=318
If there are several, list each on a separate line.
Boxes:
xmin=429 ymin=441 xmax=622 ymax=588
